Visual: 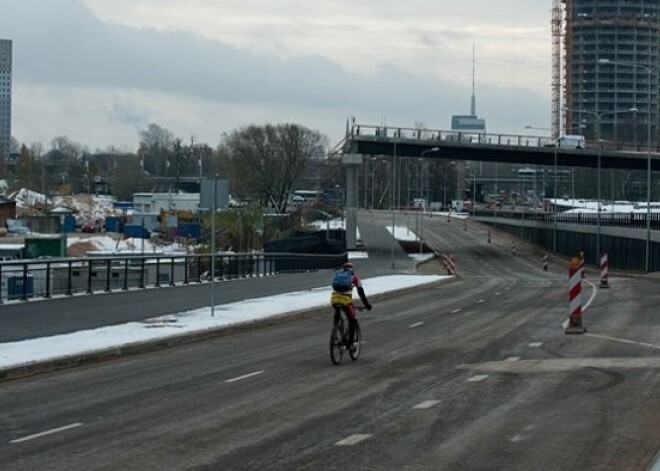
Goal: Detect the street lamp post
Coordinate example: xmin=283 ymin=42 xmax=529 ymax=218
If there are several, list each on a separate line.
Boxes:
xmin=599 ymin=58 xmax=657 ymax=272
xmin=525 ymin=125 xmax=556 ymax=251
xmin=562 ymin=106 xmax=637 ymax=263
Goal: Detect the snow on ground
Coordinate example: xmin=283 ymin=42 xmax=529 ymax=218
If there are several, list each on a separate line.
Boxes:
xmin=67 ymin=235 xmax=186 ymax=254
xmin=0 ymin=275 xmax=449 ymax=370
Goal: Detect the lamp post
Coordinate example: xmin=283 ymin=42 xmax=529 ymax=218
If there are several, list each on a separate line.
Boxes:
xmin=391 ymin=142 xmax=397 ymax=269
xmin=525 ymin=125 xmax=556 ymax=250
xmin=562 ymin=106 xmax=637 ymax=262
xmin=599 ymin=58 xmax=657 ymax=272
xmin=418 ymin=147 xmax=440 ymax=254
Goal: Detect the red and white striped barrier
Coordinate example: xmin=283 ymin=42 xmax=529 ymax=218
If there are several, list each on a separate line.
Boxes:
xmin=543 ymin=252 xmax=548 ymax=271
xmin=442 ymin=253 xmax=456 ymax=276
xmin=578 ymin=250 xmax=585 ymax=278
xmin=600 ymin=252 xmax=609 ymax=288
xmin=566 ymin=257 xmax=586 ymax=334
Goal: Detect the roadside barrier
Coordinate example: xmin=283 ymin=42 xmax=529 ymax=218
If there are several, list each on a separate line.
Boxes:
xmin=442 ymin=253 xmax=456 ymax=276
xmin=579 ymin=250 xmax=585 ymax=278
xmin=566 ymin=257 xmax=587 ymax=334
xmin=543 ymin=252 xmax=548 ymax=271
xmin=600 ymin=252 xmax=609 ymax=288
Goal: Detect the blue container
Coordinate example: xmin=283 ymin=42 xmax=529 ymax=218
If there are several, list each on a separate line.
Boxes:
xmin=177 ymin=222 xmax=201 ymax=239
xmin=124 ymin=224 xmax=150 ymax=239
xmin=105 ymin=216 xmax=124 ymax=233
xmin=59 ymin=215 xmax=76 ymax=233
xmin=7 ymin=275 xmax=34 ymax=300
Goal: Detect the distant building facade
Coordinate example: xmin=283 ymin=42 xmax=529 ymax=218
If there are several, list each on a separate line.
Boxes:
xmin=563 ymin=0 xmax=660 ymax=144
xmin=0 ymin=39 xmax=11 ymax=161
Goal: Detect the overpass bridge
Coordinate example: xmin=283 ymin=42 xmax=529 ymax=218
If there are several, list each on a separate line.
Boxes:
xmin=341 ymin=122 xmax=660 ymax=171
xmin=335 ymin=122 xmax=660 ymax=254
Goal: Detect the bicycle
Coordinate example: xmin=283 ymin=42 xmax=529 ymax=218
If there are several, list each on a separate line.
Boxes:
xmin=329 ymin=305 xmax=364 ymax=365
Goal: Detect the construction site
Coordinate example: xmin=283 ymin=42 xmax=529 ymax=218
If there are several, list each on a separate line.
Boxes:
xmin=553 ymin=0 xmax=660 ymax=145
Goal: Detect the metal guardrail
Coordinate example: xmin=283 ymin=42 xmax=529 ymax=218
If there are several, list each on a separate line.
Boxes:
xmin=0 ymin=252 xmax=347 ymax=304
xmin=476 ymin=209 xmax=660 ymax=230
xmin=350 ymin=123 xmax=660 ymax=153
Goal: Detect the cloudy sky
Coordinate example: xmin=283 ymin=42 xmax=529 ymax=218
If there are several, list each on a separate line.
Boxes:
xmin=1 ymin=0 xmax=552 ymax=152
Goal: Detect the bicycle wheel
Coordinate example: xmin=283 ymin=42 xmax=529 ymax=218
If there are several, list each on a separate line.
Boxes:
xmin=329 ymin=318 xmax=345 ymax=365
xmin=349 ymin=320 xmax=361 ymax=361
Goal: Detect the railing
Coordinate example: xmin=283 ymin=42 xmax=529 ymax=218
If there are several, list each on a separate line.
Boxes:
xmin=0 ymin=251 xmax=347 ymax=304
xmin=349 ymin=123 xmax=660 ymax=153
xmin=476 ymin=209 xmax=660 ymax=230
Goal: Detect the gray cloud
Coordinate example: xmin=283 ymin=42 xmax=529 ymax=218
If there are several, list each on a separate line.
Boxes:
xmin=2 ymin=0 xmax=549 ymax=147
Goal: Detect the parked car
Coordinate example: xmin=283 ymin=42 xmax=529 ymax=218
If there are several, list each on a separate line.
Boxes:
xmin=82 ymin=219 xmax=101 ymax=233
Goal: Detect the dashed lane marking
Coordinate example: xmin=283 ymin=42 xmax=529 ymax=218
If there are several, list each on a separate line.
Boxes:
xmin=9 ymin=423 xmax=83 ymax=444
xmin=451 ymin=309 xmax=462 ymax=314
xmin=335 ymin=434 xmax=372 ymax=446
xmin=478 ymin=299 xmax=486 ymax=303
xmin=505 ymin=356 xmax=521 ymax=362
xmin=225 ymin=370 xmax=265 ymax=383
xmin=413 ymin=400 xmax=441 ymax=410
xmin=467 ymin=375 xmax=489 ymax=382
xmin=528 ymin=342 xmax=543 ymax=348
xmin=409 ymin=322 xmax=424 ymax=329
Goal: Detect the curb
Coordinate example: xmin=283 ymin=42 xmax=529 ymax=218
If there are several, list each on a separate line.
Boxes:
xmin=0 ymin=279 xmax=453 ymax=382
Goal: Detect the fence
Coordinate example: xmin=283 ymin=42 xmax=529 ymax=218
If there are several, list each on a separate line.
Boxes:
xmin=0 ymin=251 xmax=347 ymax=303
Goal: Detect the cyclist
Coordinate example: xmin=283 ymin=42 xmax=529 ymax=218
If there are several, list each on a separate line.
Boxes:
xmin=330 ymin=262 xmax=372 ymax=350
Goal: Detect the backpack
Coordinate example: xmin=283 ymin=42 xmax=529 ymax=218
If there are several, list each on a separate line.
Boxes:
xmin=332 ymin=270 xmax=353 ymax=291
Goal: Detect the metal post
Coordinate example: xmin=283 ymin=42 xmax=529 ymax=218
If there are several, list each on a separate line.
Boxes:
xmin=553 ymin=146 xmax=557 ymax=252
xmin=391 ymin=143 xmax=397 ymax=269
xmin=647 ymin=67 xmax=652 ymax=272
xmin=211 ymin=176 xmax=217 ymax=316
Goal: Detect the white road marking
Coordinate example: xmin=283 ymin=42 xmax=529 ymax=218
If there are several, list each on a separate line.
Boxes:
xmin=586 ymin=333 xmax=660 ymax=351
xmin=225 ymin=370 xmax=265 ymax=383
xmin=467 ymin=375 xmax=489 ymax=382
xmin=335 ymin=434 xmax=372 ymax=446
xmin=409 ymin=322 xmax=424 ymax=329
xmin=505 ymin=356 xmax=521 ymax=362
xmin=9 ymin=422 xmax=83 ymax=444
xmin=495 ymin=292 xmax=501 ymax=296
xmin=451 ymin=309 xmax=462 ymax=314
xmin=478 ymin=299 xmax=486 ymax=303
xmin=413 ymin=400 xmax=441 ymax=410
xmin=528 ymin=342 xmax=543 ymax=348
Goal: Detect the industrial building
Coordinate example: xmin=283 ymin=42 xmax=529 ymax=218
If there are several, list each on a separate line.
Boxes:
xmin=560 ymin=0 xmax=660 ymax=145
xmin=0 ymin=39 xmax=11 ymax=160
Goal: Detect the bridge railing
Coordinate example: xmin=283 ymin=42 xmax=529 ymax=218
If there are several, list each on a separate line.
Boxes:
xmin=0 ymin=252 xmax=347 ymax=304
xmin=351 ymin=124 xmax=553 ymax=148
xmin=350 ymin=123 xmax=660 ymax=153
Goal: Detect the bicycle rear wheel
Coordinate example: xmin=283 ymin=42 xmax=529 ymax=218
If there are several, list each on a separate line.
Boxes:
xmin=329 ymin=319 xmax=345 ymax=365
xmin=349 ymin=320 xmax=361 ymax=361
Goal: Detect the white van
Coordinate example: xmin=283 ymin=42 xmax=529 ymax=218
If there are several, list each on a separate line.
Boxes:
xmin=548 ymin=135 xmax=585 ymax=149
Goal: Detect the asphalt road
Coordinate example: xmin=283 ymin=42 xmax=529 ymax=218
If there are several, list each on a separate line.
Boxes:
xmin=3 ymin=211 xmax=660 ymax=470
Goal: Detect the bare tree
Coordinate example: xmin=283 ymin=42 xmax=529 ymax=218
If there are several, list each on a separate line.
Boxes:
xmin=222 ymin=124 xmax=327 ymax=213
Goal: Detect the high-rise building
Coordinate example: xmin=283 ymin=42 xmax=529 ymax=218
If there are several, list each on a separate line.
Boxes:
xmin=563 ymin=1 xmax=659 ymax=145
xmin=0 ymin=39 xmax=11 ymax=160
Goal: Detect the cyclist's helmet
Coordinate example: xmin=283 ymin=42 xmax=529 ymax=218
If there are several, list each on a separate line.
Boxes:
xmin=341 ymin=262 xmax=353 ymax=270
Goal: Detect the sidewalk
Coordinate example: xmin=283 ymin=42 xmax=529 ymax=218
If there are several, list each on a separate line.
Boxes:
xmin=0 ymin=274 xmax=450 ymax=381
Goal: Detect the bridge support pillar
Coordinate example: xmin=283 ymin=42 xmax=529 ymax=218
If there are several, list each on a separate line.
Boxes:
xmin=342 ymin=153 xmax=363 ymax=250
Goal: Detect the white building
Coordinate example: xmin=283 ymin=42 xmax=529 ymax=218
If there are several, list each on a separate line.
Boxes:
xmin=132 ymin=192 xmax=201 ymax=215
xmin=0 ymin=39 xmax=11 ymax=160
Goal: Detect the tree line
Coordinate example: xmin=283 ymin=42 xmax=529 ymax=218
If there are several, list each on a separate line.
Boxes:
xmin=3 ymin=122 xmax=332 ymax=213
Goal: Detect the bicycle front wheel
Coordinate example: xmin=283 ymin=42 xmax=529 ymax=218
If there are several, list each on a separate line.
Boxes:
xmin=349 ymin=320 xmax=361 ymax=361
xmin=329 ymin=322 xmax=344 ymax=365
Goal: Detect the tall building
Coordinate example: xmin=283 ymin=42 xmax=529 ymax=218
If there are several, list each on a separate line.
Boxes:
xmin=563 ymin=1 xmax=660 ymax=145
xmin=0 ymin=39 xmax=11 ymax=161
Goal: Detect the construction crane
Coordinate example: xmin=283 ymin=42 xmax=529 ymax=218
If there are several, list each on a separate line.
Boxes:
xmin=551 ymin=0 xmax=563 ymax=139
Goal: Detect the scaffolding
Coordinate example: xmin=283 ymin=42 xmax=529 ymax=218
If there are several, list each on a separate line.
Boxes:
xmin=551 ymin=0 xmax=563 ymax=139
